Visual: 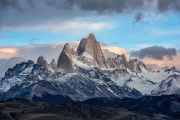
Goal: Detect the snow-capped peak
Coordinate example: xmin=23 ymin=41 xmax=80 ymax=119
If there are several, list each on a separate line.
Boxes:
xmin=165 ymin=66 xmax=180 ymax=74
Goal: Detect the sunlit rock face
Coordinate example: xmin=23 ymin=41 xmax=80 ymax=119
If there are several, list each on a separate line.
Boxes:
xmin=57 ymin=33 xmax=147 ymax=73
xmin=49 ymin=59 xmax=57 ymax=69
xmin=37 ymin=55 xmax=49 ymax=70
xmin=77 ymin=33 xmax=107 ymax=68
xmin=57 ymin=43 xmax=74 ymax=73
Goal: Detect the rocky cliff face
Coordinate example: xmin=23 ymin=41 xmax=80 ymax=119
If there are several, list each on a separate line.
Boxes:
xmin=49 ymin=59 xmax=57 ymax=69
xmin=77 ymin=33 xmax=107 ymax=68
xmin=106 ymin=54 xmax=129 ymax=69
xmin=128 ymin=59 xmax=147 ymax=73
xmin=57 ymin=33 xmax=147 ymax=73
xmin=106 ymin=54 xmax=147 ymax=73
xmin=37 ymin=56 xmax=49 ymax=70
xmin=37 ymin=56 xmax=58 ymax=72
xmin=57 ymin=43 xmax=74 ymax=73
xmin=57 ymin=33 xmax=108 ymax=72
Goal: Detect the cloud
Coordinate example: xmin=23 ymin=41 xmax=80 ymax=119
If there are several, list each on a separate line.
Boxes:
xmin=101 ymin=43 xmax=129 ymax=56
xmin=146 ymin=64 xmax=160 ymax=71
xmin=70 ymin=0 xmax=147 ymax=14
xmin=0 ymin=41 xmax=179 ymax=72
xmin=0 ymin=0 xmax=154 ymax=31
xmin=143 ymin=52 xmax=180 ymax=70
xmin=0 ymin=57 xmax=27 ymax=77
xmin=0 ymin=48 xmax=19 ymax=59
xmin=102 ymin=49 xmax=117 ymax=59
xmin=1 ymin=21 xmax=113 ymax=33
xmin=146 ymin=64 xmax=171 ymax=71
xmin=0 ymin=0 xmax=20 ymax=9
xmin=0 ymin=42 xmax=79 ymax=63
xmin=130 ymin=46 xmax=177 ymax=60
xmin=157 ymin=0 xmax=180 ymax=12
xmin=0 ymin=0 xmax=180 ymax=32
xmin=0 ymin=48 xmax=18 ymax=54
xmin=134 ymin=11 xmax=144 ymax=22
xmin=0 ymin=0 xmax=149 ymax=13
xmin=2 ymin=0 xmax=179 ymax=15
xmin=0 ymin=41 xmax=129 ymax=62
xmin=28 ymin=38 xmax=41 ymax=44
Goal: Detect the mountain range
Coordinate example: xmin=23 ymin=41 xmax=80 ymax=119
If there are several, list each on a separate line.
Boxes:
xmin=0 ymin=57 xmax=27 ymax=77
xmin=0 ymin=33 xmax=179 ymax=102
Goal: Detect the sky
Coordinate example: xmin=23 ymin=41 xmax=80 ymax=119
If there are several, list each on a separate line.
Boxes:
xmin=0 ymin=0 xmax=180 ymax=71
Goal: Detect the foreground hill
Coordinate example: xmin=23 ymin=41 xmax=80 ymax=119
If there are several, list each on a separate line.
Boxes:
xmin=0 ymin=95 xmax=179 ymax=120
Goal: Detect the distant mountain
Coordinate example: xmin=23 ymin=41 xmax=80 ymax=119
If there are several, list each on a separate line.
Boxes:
xmin=152 ymin=67 xmax=180 ymax=95
xmin=0 ymin=33 xmax=179 ymax=102
xmin=0 ymin=57 xmax=27 ymax=77
xmin=0 ymin=60 xmax=142 ymax=101
xmin=165 ymin=66 xmax=180 ymax=74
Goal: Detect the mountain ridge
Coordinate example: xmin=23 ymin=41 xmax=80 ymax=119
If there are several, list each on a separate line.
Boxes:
xmin=0 ymin=33 xmax=179 ymax=102
xmin=57 ymin=33 xmax=147 ymax=73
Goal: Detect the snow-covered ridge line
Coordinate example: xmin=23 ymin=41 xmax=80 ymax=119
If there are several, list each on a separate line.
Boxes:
xmin=0 ymin=33 xmax=179 ymax=101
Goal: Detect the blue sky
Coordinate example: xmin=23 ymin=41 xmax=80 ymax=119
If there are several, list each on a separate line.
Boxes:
xmin=0 ymin=11 xmax=180 ymax=50
xmin=0 ymin=0 xmax=180 ymax=70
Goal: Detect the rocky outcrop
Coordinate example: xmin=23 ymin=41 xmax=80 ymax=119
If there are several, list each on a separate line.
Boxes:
xmin=77 ymin=33 xmax=107 ymax=68
xmin=56 ymin=33 xmax=147 ymax=73
xmin=57 ymin=43 xmax=74 ymax=73
xmin=114 ymin=54 xmax=129 ymax=68
xmin=106 ymin=54 xmax=147 ymax=73
xmin=57 ymin=34 xmax=108 ymax=72
xmin=49 ymin=59 xmax=57 ymax=69
xmin=128 ymin=59 xmax=147 ymax=73
xmin=106 ymin=57 xmax=116 ymax=68
xmin=36 ymin=55 xmax=49 ymax=71
xmin=2 ymin=60 xmax=34 ymax=80
xmin=106 ymin=54 xmax=129 ymax=69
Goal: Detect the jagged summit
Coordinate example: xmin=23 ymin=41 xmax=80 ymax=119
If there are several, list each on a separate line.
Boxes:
xmin=62 ymin=43 xmax=72 ymax=55
xmin=37 ymin=55 xmax=49 ymax=70
xmin=56 ymin=33 xmax=147 ymax=73
xmin=57 ymin=33 xmax=108 ymax=72
xmin=37 ymin=56 xmax=58 ymax=72
xmin=37 ymin=55 xmax=46 ymax=63
xmin=57 ymin=43 xmax=73 ymax=73
xmin=77 ymin=33 xmax=107 ymax=68
xmin=50 ymin=59 xmax=57 ymax=69
xmin=106 ymin=54 xmax=147 ymax=73
xmin=165 ymin=66 xmax=180 ymax=74
xmin=77 ymin=33 xmax=99 ymax=55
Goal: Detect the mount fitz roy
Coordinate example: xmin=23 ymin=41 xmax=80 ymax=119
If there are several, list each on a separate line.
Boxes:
xmin=0 ymin=33 xmax=179 ymax=101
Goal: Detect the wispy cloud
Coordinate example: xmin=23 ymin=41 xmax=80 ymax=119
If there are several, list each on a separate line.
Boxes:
xmin=28 ymin=38 xmax=41 ymax=44
xmin=134 ymin=11 xmax=144 ymax=22
xmin=143 ymin=52 xmax=180 ymax=70
xmin=0 ymin=41 xmax=179 ymax=70
xmin=1 ymin=21 xmax=114 ymax=33
xmin=0 ymin=41 xmax=128 ymax=62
